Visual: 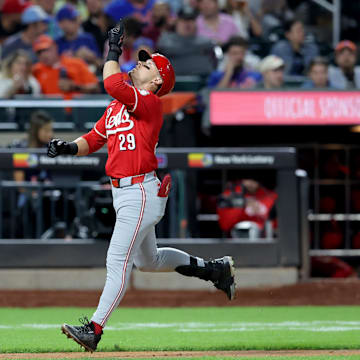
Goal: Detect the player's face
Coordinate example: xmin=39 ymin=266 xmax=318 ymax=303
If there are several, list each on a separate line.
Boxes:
xmin=129 ymin=58 xmax=162 ymax=87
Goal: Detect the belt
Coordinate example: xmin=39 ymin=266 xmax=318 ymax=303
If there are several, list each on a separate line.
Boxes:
xmin=111 ymin=171 xmax=155 ymax=188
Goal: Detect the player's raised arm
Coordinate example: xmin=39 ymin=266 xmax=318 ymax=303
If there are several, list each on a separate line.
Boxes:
xmin=101 ymin=20 xmax=140 ymax=109
xmin=103 ymin=21 xmax=125 ymax=81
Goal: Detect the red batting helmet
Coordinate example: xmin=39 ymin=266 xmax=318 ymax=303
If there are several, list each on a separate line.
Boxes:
xmin=138 ymin=49 xmax=175 ymax=97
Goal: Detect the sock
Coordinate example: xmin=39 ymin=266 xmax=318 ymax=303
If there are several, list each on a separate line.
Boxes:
xmin=92 ymin=321 xmax=103 ymax=335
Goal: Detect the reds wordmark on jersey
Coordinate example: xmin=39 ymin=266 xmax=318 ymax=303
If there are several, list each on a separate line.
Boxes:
xmin=82 ymin=74 xmax=163 ymax=178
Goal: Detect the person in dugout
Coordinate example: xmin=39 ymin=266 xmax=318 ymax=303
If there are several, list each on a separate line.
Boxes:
xmin=216 ymin=178 xmax=278 ymax=239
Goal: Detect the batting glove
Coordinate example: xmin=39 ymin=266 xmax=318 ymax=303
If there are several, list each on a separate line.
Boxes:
xmin=106 ymin=20 xmax=124 ymax=61
xmin=47 ymin=139 xmax=78 ymax=158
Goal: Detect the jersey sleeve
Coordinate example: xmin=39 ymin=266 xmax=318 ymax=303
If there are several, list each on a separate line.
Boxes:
xmin=130 ymin=86 xmax=161 ymax=120
xmin=104 ymin=73 xmax=137 ymax=109
xmin=81 ymin=111 xmax=107 ymax=154
xmin=103 ymin=73 xmax=161 ymax=119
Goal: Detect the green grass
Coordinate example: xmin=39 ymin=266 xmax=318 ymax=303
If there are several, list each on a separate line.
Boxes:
xmin=0 ymin=307 xmax=360 ymax=353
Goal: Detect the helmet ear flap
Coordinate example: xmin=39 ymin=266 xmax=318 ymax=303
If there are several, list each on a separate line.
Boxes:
xmin=151 ymin=53 xmax=175 ymax=97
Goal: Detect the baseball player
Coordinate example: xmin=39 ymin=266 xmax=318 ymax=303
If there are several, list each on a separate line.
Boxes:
xmin=48 ymin=21 xmax=235 ymax=352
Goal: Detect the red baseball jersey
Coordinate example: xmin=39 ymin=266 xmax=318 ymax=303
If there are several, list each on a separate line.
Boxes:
xmin=82 ymin=73 xmax=163 ymax=178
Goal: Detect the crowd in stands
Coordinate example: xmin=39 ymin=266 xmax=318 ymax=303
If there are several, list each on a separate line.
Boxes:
xmin=0 ymin=0 xmax=360 ymax=101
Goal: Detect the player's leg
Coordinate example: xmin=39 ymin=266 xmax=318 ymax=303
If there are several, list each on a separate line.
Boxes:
xmin=134 ymin=226 xmax=190 ymax=271
xmin=91 ymin=184 xmax=157 ymax=327
xmin=134 ymin=226 xmax=236 ymax=300
xmin=62 ymin=184 xmax=154 ymax=351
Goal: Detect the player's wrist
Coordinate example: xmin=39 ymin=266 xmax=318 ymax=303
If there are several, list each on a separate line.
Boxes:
xmin=64 ymin=142 xmax=78 ymax=155
xmin=106 ymin=50 xmax=121 ymax=61
xmin=106 ymin=47 xmax=122 ymax=62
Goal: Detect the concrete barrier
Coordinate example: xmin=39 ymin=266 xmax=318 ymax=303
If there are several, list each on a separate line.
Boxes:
xmin=0 ymin=267 xmax=297 ymax=290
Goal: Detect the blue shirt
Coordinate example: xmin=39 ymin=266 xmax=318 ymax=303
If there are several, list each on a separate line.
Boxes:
xmin=208 ymin=69 xmax=262 ymax=89
xmin=56 ymin=32 xmax=101 ymax=57
xmin=271 ymin=39 xmax=319 ymax=76
xmin=121 ymin=61 xmax=136 ymax=74
xmin=104 ymin=0 xmax=155 ymax=23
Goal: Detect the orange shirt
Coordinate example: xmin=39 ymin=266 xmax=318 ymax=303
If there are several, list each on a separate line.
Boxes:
xmin=32 ymin=56 xmax=98 ymax=99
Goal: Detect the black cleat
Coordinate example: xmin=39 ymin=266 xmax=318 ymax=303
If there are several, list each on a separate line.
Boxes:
xmin=208 ymin=256 xmax=236 ymax=300
xmin=61 ymin=317 xmax=102 ymax=352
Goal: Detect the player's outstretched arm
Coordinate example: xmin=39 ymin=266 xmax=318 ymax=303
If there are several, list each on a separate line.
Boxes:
xmin=103 ymin=21 xmax=124 ymax=81
xmin=47 ymin=137 xmax=89 ymax=158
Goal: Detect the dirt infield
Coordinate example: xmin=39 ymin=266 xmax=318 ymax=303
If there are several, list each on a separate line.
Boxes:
xmin=1 ymin=279 xmax=360 ymax=307
xmin=1 ymin=350 xmax=360 ymax=359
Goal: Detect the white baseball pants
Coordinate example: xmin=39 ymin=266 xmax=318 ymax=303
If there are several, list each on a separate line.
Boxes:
xmin=91 ymin=172 xmax=190 ymax=327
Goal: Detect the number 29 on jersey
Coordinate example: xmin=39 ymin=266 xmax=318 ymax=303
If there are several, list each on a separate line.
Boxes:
xmin=119 ymin=133 xmax=136 ymax=151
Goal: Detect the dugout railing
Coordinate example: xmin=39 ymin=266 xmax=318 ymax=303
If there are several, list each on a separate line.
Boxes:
xmin=0 ymin=147 xmax=309 ymax=273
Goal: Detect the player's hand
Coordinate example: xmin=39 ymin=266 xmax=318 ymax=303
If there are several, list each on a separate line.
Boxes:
xmin=47 ymin=139 xmax=69 ymax=158
xmin=108 ymin=20 xmax=124 ymax=53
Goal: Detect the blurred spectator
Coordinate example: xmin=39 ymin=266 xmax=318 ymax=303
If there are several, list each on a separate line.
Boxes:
xmin=311 ymin=256 xmax=356 ymax=278
xmin=0 ymin=0 xmax=31 ymax=44
xmin=270 ymin=19 xmax=319 ymax=76
xmin=207 ymin=36 xmax=261 ymax=89
xmin=11 ymin=110 xmax=54 ymax=238
xmin=121 ymin=36 xmax=154 ymax=74
xmin=322 ymin=152 xmax=348 ymax=179
xmin=302 ymin=56 xmax=331 ymax=89
xmin=157 ymin=7 xmax=215 ymax=76
xmin=82 ymin=0 xmax=114 ymax=56
xmin=321 ymin=220 xmax=343 ymax=249
xmin=0 ymin=50 xmax=41 ymax=98
xmin=162 ymin=0 xmax=183 ymax=15
xmin=225 ymin=0 xmax=262 ymax=40
xmin=260 ymin=0 xmax=293 ymax=40
xmin=328 ymin=40 xmax=360 ymax=90
xmin=143 ymin=0 xmax=175 ymax=45
xmin=56 ymin=5 xmax=102 ymax=72
xmin=34 ymin=0 xmax=63 ymax=39
xmin=32 ymin=35 xmax=100 ymax=99
xmin=12 ymin=110 xmax=54 ymax=155
xmin=104 ymin=0 xmax=155 ymax=24
xmin=54 ymin=0 xmax=89 ymax=21
xmin=196 ymin=0 xmax=238 ymax=45
xmin=216 ymin=178 xmax=278 ymax=239
xmin=2 ymin=5 xmax=49 ymax=63
xmin=11 ymin=110 xmax=54 ymax=184
xmin=258 ymin=55 xmax=284 ymax=89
